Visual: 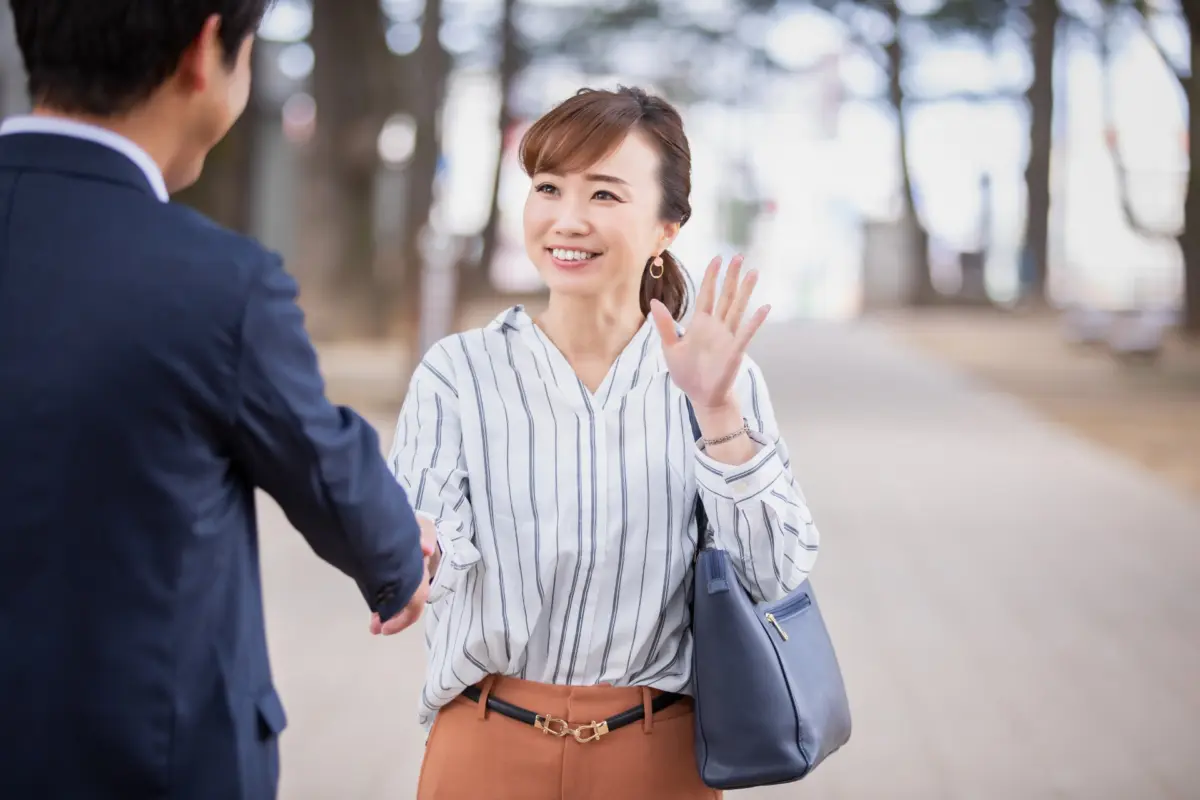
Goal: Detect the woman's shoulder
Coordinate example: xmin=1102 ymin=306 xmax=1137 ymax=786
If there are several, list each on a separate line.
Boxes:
xmin=414 ymin=306 xmax=525 ymax=376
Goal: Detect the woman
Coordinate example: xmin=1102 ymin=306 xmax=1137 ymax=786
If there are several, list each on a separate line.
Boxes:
xmin=388 ymin=86 xmax=820 ymax=799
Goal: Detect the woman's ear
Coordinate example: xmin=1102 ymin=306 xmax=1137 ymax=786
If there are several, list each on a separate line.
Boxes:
xmin=658 ymin=221 xmax=681 ymax=253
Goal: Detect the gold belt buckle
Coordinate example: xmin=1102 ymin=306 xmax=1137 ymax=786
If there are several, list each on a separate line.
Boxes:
xmin=534 ymin=714 xmax=609 ymax=743
xmin=571 ymin=720 xmax=609 ymax=743
xmin=534 ymin=714 xmax=570 ymax=737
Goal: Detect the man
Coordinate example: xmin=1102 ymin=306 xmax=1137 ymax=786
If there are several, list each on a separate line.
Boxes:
xmin=0 ymin=2 xmax=432 ymax=798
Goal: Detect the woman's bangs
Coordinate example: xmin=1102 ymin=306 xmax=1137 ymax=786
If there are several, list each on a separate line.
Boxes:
xmin=521 ymin=106 xmax=638 ymax=177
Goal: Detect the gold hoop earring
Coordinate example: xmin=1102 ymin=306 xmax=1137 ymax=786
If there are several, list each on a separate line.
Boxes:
xmin=649 ymin=255 xmax=664 ymax=280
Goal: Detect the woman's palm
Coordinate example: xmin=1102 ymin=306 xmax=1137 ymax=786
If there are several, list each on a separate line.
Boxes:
xmin=650 ymin=255 xmax=770 ymax=410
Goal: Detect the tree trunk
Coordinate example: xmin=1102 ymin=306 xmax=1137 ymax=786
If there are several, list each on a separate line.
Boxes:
xmin=299 ymin=0 xmax=396 ymax=336
xmin=1180 ymin=2 xmax=1200 ymax=334
xmin=0 ymin=3 xmax=27 ymax=117
xmin=1181 ymin=167 xmax=1200 ymax=335
xmin=885 ymin=6 xmax=935 ymax=306
xmin=473 ymin=0 xmax=522 ymax=302
xmin=1021 ymin=0 xmax=1059 ymax=306
xmin=393 ymin=0 xmax=451 ymax=343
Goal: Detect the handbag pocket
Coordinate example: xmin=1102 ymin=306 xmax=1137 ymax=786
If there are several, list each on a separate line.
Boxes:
xmin=757 ymin=584 xmax=852 ymax=772
xmin=762 ymin=590 xmax=812 ymax=639
xmin=692 ymin=551 xmax=851 ymax=790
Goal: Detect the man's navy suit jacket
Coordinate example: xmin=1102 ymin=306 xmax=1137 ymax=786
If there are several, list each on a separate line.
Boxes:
xmin=0 ymin=132 xmax=425 ymax=799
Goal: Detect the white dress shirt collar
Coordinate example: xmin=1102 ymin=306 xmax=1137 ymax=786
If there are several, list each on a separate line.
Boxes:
xmin=0 ymin=115 xmax=169 ymax=202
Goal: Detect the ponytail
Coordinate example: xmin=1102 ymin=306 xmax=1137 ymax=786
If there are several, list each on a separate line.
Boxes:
xmin=639 ymin=250 xmax=689 ymax=321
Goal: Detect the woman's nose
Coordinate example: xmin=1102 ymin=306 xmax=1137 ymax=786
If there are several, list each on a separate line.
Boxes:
xmin=552 ymin=203 xmax=590 ymax=235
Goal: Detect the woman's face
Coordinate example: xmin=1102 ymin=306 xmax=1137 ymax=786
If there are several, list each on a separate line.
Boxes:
xmin=523 ymin=131 xmax=677 ymax=306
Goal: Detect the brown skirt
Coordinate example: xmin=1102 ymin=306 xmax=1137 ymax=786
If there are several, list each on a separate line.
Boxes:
xmin=417 ymin=675 xmax=721 ymax=800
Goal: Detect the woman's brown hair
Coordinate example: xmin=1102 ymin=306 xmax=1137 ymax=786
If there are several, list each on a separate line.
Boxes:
xmin=519 ymin=86 xmax=693 ymax=320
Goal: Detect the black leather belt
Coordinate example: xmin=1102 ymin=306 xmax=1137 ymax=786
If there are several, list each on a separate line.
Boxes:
xmin=460 ymin=685 xmax=682 ymax=743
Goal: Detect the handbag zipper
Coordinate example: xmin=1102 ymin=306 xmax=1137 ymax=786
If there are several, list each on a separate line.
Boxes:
xmin=763 ymin=593 xmax=812 ymax=641
xmin=773 ymin=592 xmax=812 ymax=620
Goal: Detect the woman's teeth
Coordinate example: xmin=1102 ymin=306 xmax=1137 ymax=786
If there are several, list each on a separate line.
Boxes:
xmin=551 ymin=248 xmax=597 ymax=262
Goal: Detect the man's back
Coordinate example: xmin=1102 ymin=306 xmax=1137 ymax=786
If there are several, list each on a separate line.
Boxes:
xmin=0 ymin=131 xmax=424 ymax=798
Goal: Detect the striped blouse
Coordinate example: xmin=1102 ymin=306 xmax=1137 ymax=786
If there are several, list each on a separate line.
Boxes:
xmin=387 ymin=305 xmax=820 ymax=728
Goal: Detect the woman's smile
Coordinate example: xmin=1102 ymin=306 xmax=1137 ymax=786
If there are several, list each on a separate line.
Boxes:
xmin=547 ymin=246 xmax=602 ymax=271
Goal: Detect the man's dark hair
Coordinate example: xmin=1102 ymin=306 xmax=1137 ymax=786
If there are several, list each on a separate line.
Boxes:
xmin=9 ymin=0 xmax=272 ymax=116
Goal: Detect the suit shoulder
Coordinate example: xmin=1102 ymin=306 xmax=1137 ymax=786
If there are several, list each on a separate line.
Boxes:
xmin=161 ymin=203 xmax=279 ymax=276
xmin=115 ymin=203 xmax=287 ymax=329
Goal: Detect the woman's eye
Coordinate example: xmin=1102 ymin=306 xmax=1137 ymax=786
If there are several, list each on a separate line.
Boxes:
xmin=535 ymin=183 xmax=558 ymax=195
xmin=594 ymin=190 xmax=620 ymax=201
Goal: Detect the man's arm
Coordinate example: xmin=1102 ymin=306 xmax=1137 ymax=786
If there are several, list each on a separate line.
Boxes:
xmin=230 ymin=255 xmax=424 ymax=623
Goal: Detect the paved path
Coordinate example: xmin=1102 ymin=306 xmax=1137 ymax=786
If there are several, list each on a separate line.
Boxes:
xmin=263 ymin=320 xmax=1200 ymax=798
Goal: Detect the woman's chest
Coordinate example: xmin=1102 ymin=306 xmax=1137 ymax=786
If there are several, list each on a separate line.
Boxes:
xmin=456 ymin=375 xmax=700 ymax=550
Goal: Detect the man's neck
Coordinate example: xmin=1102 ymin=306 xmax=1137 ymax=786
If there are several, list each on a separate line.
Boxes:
xmin=30 ymin=105 xmax=177 ymax=189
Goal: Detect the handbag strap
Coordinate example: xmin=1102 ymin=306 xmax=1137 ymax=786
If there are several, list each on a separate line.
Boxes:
xmin=685 ymin=400 xmax=710 ymax=552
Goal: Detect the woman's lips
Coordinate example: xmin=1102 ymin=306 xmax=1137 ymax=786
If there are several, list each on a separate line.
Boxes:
xmin=547 ymin=248 xmax=600 ymax=271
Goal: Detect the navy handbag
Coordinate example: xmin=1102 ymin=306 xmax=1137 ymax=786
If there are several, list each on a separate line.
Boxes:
xmin=686 ymin=404 xmax=852 ymax=789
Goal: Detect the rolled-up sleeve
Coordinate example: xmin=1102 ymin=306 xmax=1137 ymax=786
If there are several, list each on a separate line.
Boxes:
xmin=387 ymin=344 xmax=481 ymax=604
xmin=693 ymin=356 xmax=819 ymax=603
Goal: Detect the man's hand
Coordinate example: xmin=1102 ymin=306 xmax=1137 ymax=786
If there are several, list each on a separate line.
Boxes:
xmin=369 ymin=515 xmax=439 ymax=636
xmin=418 ymin=515 xmax=440 ymax=577
xmin=370 ymin=562 xmax=429 ymax=635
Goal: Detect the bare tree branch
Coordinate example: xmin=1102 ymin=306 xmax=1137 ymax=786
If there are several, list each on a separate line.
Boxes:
xmin=844 ymin=88 xmax=1028 ymax=104
xmin=1134 ymin=4 xmax=1191 ymax=87
xmin=1077 ymin=1 xmax=1191 ymax=86
xmin=835 ymin=16 xmax=888 ymax=70
xmin=1099 ymin=3 xmax=1181 ymax=239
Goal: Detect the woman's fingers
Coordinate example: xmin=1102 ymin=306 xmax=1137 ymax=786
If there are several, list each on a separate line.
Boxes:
xmin=713 ymin=255 xmax=743 ymax=321
xmin=649 ymin=299 xmax=681 ymax=346
xmin=726 ymin=269 xmax=758 ymax=333
xmin=733 ymin=304 xmax=771 ymax=353
xmin=696 ymin=256 xmax=721 ymax=315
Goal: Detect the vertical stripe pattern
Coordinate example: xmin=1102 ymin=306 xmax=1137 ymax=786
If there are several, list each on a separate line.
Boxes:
xmin=387 ymin=306 xmax=820 ymax=729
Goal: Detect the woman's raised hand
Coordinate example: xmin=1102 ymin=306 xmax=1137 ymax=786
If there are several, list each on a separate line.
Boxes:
xmin=649 ymin=255 xmax=770 ymax=412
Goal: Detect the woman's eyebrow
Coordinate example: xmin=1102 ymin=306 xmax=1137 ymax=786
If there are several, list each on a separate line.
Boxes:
xmin=584 ymin=173 xmax=631 ymax=187
xmin=536 ymin=170 xmax=631 ymax=188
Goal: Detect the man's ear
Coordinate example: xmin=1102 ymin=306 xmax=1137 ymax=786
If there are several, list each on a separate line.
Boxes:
xmin=175 ymin=14 xmax=224 ymax=93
